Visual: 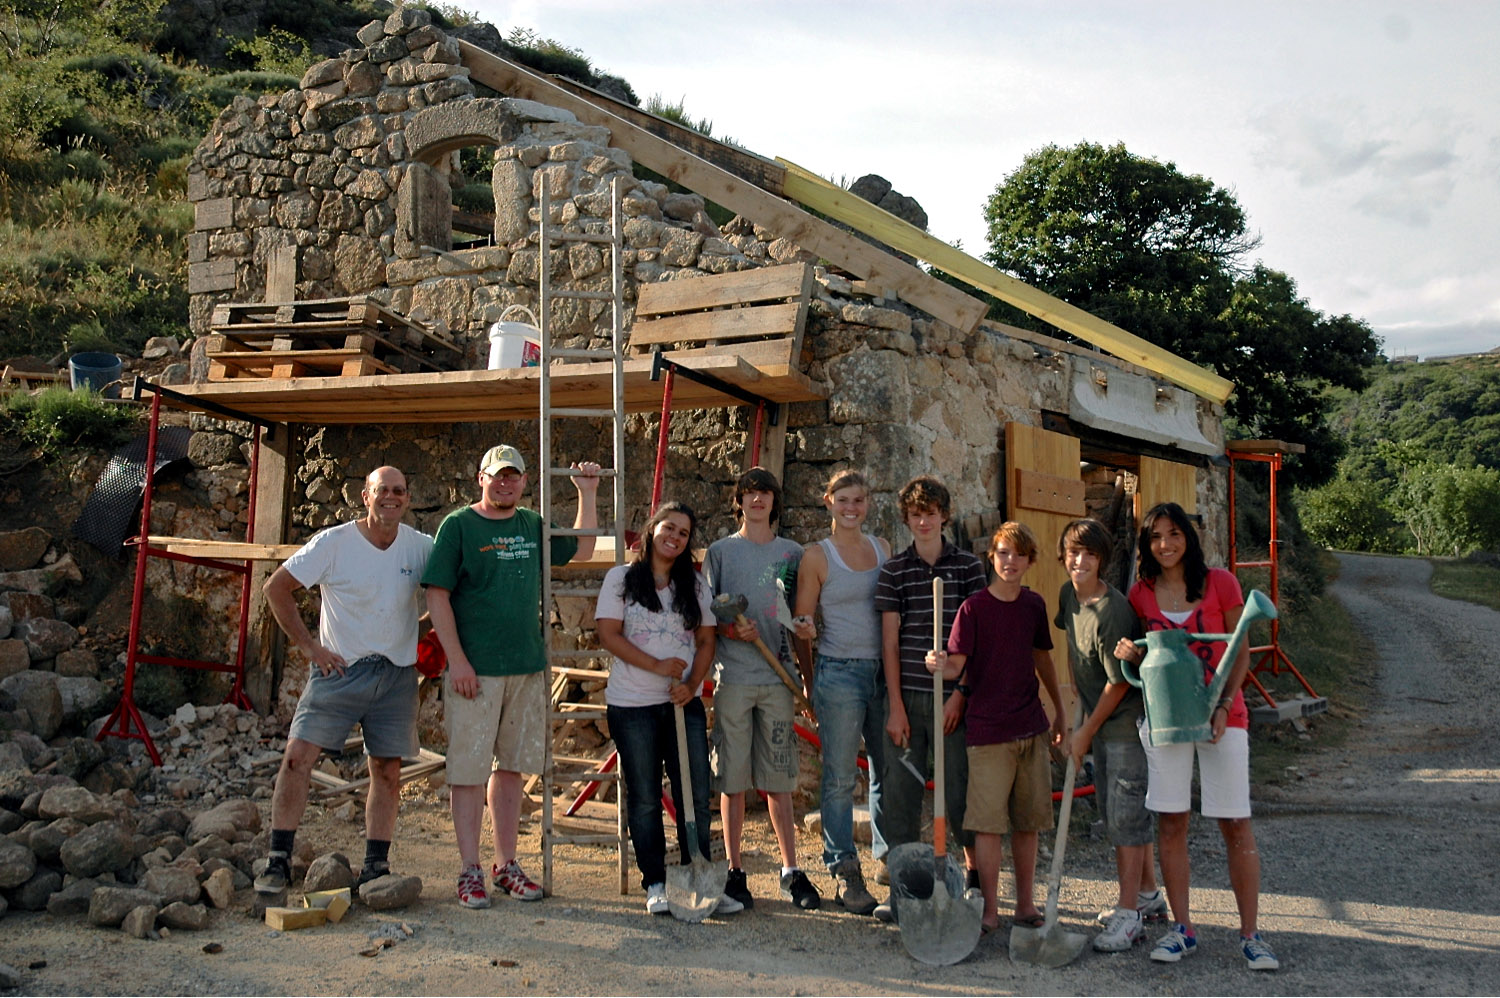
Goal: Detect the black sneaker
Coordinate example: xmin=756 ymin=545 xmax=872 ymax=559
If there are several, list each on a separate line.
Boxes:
xmin=254 ymin=853 xmax=291 ymax=894
xmin=356 ymin=861 xmax=390 ymax=891
xmin=725 ymin=868 xmax=754 ymax=910
xmin=780 ymin=869 xmax=822 ymax=910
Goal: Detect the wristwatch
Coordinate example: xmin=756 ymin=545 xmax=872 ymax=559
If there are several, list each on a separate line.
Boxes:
xmin=955 ymin=683 xmax=972 ymax=697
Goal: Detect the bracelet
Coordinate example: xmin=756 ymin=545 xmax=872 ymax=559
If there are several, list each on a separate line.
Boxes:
xmin=1213 ymin=703 xmax=1229 ymax=714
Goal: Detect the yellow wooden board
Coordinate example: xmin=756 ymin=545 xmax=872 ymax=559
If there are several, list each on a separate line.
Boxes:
xmin=1013 ymin=468 xmax=1088 ymax=517
xmin=1136 ymin=455 xmax=1198 ymax=519
xmin=629 ymin=303 xmax=802 ymax=347
xmin=776 ymin=158 xmax=1234 ymax=404
xmin=1005 ymin=422 xmax=1083 ymax=704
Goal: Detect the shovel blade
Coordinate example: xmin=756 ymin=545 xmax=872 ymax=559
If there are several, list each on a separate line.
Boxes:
xmin=897 ymin=883 xmax=984 ymax=965
xmin=1009 ymin=921 xmax=1089 ymax=968
xmin=665 ymin=856 xmax=726 ymax=923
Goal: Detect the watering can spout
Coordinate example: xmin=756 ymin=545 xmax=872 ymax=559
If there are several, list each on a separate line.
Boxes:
xmin=1204 ymin=589 xmax=1278 ymax=708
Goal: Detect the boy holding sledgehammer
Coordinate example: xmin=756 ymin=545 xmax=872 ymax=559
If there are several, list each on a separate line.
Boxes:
xmin=705 ymin=467 xmax=822 ymax=911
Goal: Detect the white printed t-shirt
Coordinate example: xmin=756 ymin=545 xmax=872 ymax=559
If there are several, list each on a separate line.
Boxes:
xmin=595 ymin=565 xmax=714 ymax=708
xmin=281 ymin=520 xmax=433 ymax=667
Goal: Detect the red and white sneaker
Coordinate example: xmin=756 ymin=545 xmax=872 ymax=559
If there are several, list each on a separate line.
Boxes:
xmin=457 ymin=864 xmax=490 ymax=908
xmin=492 ymin=859 xmax=542 ymax=901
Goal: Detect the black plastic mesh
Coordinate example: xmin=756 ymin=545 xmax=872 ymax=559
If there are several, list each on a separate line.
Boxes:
xmin=72 ymin=427 xmax=194 ymax=558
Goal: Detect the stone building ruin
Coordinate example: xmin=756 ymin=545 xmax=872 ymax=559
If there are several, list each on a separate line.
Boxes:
xmin=171 ymin=7 xmax=1234 ymax=725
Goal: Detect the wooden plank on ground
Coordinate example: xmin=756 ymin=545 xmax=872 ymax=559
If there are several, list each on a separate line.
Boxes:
xmin=777 ymin=158 xmax=1235 ymax=404
xmin=458 ymin=41 xmax=987 ymax=333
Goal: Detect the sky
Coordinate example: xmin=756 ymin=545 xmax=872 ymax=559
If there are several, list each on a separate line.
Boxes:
xmin=468 ymin=0 xmax=1500 ymax=360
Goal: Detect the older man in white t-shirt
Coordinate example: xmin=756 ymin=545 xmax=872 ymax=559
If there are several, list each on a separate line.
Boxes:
xmin=253 ymin=466 xmax=433 ymax=895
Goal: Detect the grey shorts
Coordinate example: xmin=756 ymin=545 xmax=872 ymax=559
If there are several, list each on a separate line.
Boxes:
xmin=288 ymin=654 xmax=419 ymax=760
xmin=711 ymin=682 xmax=798 ymax=794
xmin=1095 ymin=734 xmax=1153 ymax=847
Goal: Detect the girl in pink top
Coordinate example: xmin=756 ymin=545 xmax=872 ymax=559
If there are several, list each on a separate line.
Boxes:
xmin=1113 ymin=502 xmax=1279 ymax=971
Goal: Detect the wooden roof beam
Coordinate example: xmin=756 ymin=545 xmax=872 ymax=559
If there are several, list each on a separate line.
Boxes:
xmin=776 ymin=158 xmax=1235 ymax=404
xmin=458 ymin=42 xmax=988 ymax=333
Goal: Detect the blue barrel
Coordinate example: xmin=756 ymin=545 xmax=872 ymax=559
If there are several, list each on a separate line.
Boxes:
xmin=68 ymin=352 xmax=123 ymax=398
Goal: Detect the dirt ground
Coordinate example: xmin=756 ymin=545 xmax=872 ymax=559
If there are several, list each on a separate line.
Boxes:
xmin=4 ymin=551 xmax=1499 ymax=995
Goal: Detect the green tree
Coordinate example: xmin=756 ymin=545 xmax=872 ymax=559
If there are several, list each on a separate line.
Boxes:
xmin=1296 ymin=475 xmax=1398 ymax=552
xmin=983 ymin=142 xmax=1381 ymax=484
xmin=1389 ymin=461 xmax=1500 ymax=556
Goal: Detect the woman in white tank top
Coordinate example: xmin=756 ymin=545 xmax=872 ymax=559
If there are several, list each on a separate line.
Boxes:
xmin=792 ymin=470 xmax=891 ymax=915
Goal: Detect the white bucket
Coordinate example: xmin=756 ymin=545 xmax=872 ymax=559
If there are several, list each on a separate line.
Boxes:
xmin=487 ymin=306 xmax=542 ymax=369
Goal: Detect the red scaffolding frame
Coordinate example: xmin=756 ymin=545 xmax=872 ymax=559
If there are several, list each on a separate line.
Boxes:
xmin=1226 ymin=440 xmax=1326 ymax=713
xmin=95 ymin=381 xmax=268 ymax=764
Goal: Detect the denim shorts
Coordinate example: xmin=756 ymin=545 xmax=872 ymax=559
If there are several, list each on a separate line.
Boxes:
xmin=288 ymin=654 xmax=418 ymax=759
xmin=1094 ymin=735 xmax=1153 ymax=847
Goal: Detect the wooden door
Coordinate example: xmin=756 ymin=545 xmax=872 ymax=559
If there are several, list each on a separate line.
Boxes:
xmin=1004 ymin=422 xmax=1086 ymax=699
xmin=1136 ymin=456 xmax=1197 ymax=519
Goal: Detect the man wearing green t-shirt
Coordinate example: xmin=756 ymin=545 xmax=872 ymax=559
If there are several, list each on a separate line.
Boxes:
xmin=425 ymin=444 xmax=600 ymax=908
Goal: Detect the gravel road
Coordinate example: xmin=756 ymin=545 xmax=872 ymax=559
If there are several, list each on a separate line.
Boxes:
xmin=5 ymin=552 xmax=1498 ymax=995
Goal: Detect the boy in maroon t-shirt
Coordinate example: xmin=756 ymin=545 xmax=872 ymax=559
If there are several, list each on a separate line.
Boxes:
xmin=928 ymin=521 xmax=1067 ymax=934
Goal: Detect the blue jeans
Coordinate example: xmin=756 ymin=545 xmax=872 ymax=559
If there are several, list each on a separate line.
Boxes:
xmin=607 ymin=698 xmax=711 ymax=890
xmin=812 ymin=655 xmax=886 ymax=869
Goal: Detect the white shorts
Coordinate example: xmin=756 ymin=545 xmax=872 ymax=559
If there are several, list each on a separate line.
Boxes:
xmin=1139 ymin=720 xmax=1251 ymax=819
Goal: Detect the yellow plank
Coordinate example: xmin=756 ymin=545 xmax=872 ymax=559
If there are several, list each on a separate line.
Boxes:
xmin=1013 ymin=468 xmax=1087 ymax=517
xmin=1136 ymin=456 xmax=1198 ymax=518
xmin=630 ymin=304 xmax=801 ymax=347
xmin=147 ymin=536 xmax=302 ymax=560
xmin=265 ymin=906 xmax=326 ymax=930
xmin=1005 ymin=422 xmax=1083 ymax=704
xmin=635 ymin=263 xmax=811 ymax=316
xmin=458 ymin=42 xmax=988 ymax=333
xmin=777 ymin=159 xmax=1234 ymax=404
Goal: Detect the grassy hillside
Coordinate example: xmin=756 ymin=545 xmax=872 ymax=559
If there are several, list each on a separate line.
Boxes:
xmin=0 ymin=0 xmax=641 ymax=364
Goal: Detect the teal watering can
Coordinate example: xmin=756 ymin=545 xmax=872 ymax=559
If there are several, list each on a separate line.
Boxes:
xmin=1121 ymin=589 xmax=1278 ymax=745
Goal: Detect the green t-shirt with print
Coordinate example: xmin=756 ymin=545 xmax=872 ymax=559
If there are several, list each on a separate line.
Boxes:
xmin=421 ymin=506 xmax=578 ymax=676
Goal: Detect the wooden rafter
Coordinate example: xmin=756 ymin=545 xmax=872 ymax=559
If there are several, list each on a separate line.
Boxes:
xmin=775 ymin=158 xmax=1235 ymax=404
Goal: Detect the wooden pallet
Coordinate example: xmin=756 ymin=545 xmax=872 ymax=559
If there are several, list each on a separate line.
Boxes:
xmin=208 ymin=295 xmax=463 ymax=380
xmin=1 ymin=366 xmax=66 ymax=393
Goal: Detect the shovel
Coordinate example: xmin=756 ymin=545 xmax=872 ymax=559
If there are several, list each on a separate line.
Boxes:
xmin=1009 ymin=703 xmax=1088 ymax=968
xmin=893 ymin=576 xmax=983 ymax=965
xmin=666 ymin=703 xmax=725 ymax=922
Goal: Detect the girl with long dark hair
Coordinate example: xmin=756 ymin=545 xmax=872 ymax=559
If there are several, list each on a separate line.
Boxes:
xmin=1113 ymin=502 xmax=1279 ymax=971
xmin=594 ymin=502 xmax=741 ymax=916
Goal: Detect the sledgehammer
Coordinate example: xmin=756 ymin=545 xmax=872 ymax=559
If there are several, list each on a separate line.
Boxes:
xmin=710 ymin=593 xmax=815 ymax=718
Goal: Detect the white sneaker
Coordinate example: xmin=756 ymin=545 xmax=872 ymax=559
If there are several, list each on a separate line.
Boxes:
xmin=1137 ymin=889 xmax=1169 ymax=921
xmin=1093 ymin=907 xmax=1143 ymax=952
xmin=645 ymin=882 xmax=669 ymax=915
xmin=715 ymin=893 xmax=744 ymax=915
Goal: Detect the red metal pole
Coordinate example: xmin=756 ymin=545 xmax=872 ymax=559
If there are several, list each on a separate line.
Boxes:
xmin=649 ymin=368 xmax=674 ymax=515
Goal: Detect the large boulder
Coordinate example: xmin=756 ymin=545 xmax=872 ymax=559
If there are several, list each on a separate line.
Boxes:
xmin=0 ymin=553 xmax=82 ymax=596
xmin=0 ymin=672 xmax=62 ymax=739
xmin=303 ymin=852 xmax=355 ymax=892
xmin=358 ymin=873 xmax=422 ymax=910
xmin=0 ymin=837 xmax=36 ymax=888
xmin=59 ymin=819 xmax=134 ymax=877
xmin=45 ymin=876 xmax=98 ymax=916
xmin=142 ymin=866 xmax=201 ymax=905
xmin=0 ymin=641 xmax=27 ymax=680
xmin=186 ymin=798 xmax=260 ymax=844
xmin=7 ymin=867 xmax=62 ymax=910
xmin=158 ymin=900 xmax=208 ymax=930
xmin=56 ymin=677 xmax=109 ymax=726
xmin=28 ymin=816 xmax=85 ymax=863
xmin=38 ymin=785 xmax=120 ymax=824
xmin=87 ymin=885 xmax=163 ymax=927
xmin=0 ymin=528 xmax=49 ymax=573
xmin=14 ymin=618 xmax=77 ymax=661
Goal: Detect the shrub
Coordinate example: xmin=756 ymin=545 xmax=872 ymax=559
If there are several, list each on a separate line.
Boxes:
xmin=1 ymin=385 xmax=141 ymax=454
